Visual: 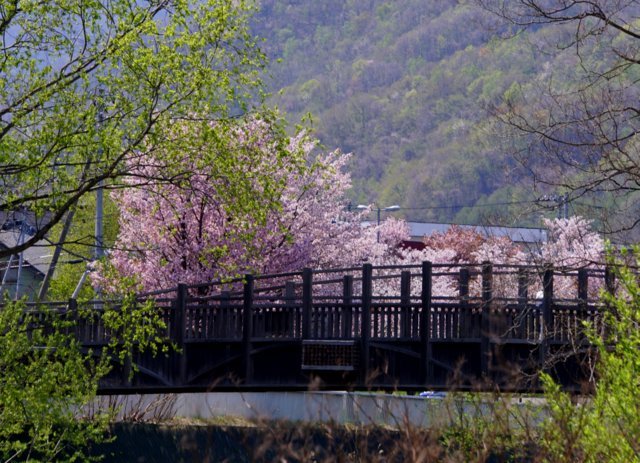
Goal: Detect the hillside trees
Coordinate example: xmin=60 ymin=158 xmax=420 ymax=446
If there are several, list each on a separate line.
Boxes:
xmin=0 ymin=0 xmax=266 ymax=259
xmin=479 ymin=0 xmax=640 ymax=236
xmin=252 ymin=0 xmax=640 ymax=226
xmin=276 ymin=1 xmax=549 ymax=223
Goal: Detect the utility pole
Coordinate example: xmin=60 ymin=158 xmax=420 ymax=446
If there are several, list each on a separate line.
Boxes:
xmin=95 ymin=185 xmax=104 ymax=260
xmin=95 ymin=98 xmax=105 ymax=262
xmin=355 ymin=204 xmax=401 ymax=242
xmin=93 ymin=93 xmax=105 ymax=304
xmin=15 ymin=231 xmax=24 ymax=299
xmin=538 ymin=194 xmax=569 ymax=220
xmin=38 ymin=208 xmax=76 ymax=301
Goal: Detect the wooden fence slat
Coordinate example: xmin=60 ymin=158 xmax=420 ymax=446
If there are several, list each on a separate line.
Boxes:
xmin=243 ymin=275 xmax=254 ymax=382
xmin=361 ymin=263 xmax=372 ymax=384
xmin=481 ymin=262 xmax=492 ymax=378
xmin=421 ymin=261 xmax=432 ymax=385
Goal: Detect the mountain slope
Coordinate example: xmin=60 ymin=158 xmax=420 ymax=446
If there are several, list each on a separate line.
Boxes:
xmin=252 ymin=1 xmax=569 ymax=225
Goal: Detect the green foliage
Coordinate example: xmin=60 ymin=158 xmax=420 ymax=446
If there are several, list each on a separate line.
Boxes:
xmin=99 ymin=281 xmax=171 ymax=368
xmin=540 ymin=247 xmax=640 ymax=462
xmin=0 ymin=276 xmax=169 ymax=461
xmin=539 ymin=374 xmax=588 ymax=462
xmin=47 ymin=263 xmax=95 ymax=303
xmin=437 ymin=393 xmax=541 ymax=462
xmin=0 ymin=300 xmax=111 ymax=462
xmin=46 ymin=193 xmax=121 ymax=302
xmin=1 ymin=0 xmax=267 ymax=258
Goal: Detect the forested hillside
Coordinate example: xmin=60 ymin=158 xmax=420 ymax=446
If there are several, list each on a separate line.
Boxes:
xmin=251 ymin=0 xmax=580 ymax=226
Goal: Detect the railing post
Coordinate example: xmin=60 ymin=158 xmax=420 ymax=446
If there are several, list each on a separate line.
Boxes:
xmin=421 ymin=261 xmax=432 ymax=385
xmin=481 ymin=262 xmax=493 ymax=379
xmin=400 ymin=271 xmax=411 ymax=338
xmin=517 ymin=269 xmax=529 ymax=340
xmin=175 ymin=284 xmax=188 ymax=385
xmin=605 ymin=265 xmax=616 ymax=296
xmin=540 ymin=265 xmax=554 ymax=371
xmin=459 ymin=269 xmax=469 ymax=300
xmin=517 ymin=269 xmax=528 ymax=305
xmin=68 ymin=297 xmax=79 ymax=339
xmin=243 ymin=275 xmax=254 ymax=384
xmin=459 ymin=268 xmax=470 ymax=338
xmin=121 ymin=296 xmax=135 ymax=387
xmin=577 ymin=268 xmax=588 ymax=310
xmin=342 ymin=275 xmax=353 ymax=338
xmin=284 ymin=281 xmax=296 ymax=302
xmin=218 ymin=291 xmax=230 ymax=338
xmin=302 ymin=268 xmax=313 ymax=339
xmin=284 ymin=281 xmax=296 ymax=337
xmin=361 ymin=263 xmax=373 ymax=385
xmin=576 ymin=268 xmax=589 ymax=344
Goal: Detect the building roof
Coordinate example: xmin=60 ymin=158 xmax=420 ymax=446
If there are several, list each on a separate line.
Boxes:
xmin=0 ymin=210 xmax=54 ymax=234
xmin=405 ymin=222 xmax=548 ymax=244
xmin=0 ymin=230 xmax=53 ymax=275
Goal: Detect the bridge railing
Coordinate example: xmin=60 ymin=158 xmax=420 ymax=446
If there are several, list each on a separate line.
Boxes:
xmin=167 ymin=262 xmax=614 ymax=348
xmin=5 ymin=261 xmax=617 ymax=349
xmin=1 ymin=261 xmax=628 ymax=391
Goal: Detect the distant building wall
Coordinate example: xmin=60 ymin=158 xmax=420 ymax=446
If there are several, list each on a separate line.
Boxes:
xmin=0 ymin=257 xmax=43 ymax=300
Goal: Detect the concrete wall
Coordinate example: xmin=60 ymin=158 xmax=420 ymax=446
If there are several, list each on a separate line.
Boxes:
xmin=105 ymin=391 xmax=543 ymax=428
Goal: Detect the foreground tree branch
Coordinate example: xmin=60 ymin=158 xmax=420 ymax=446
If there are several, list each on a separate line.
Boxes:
xmin=0 ymin=0 xmax=267 ymax=259
xmin=478 ymin=0 xmax=640 ymax=237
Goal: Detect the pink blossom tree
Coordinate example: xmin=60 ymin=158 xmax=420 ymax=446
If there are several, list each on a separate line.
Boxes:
xmin=97 ymin=117 xmax=379 ymax=292
xmin=539 ymin=217 xmax=605 ymax=269
xmin=98 ymin=115 xmax=606 ymax=303
xmin=368 ymin=219 xmax=461 ymax=299
xmin=422 ymin=225 xmax=486 ymax=264
xmin=468 ymin=217 xmax=605 ymax=300
xmin=537 ymin=217 xmax=605 ymax=299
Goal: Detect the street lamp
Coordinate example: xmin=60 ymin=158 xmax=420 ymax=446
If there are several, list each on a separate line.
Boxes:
xmin=356 ymin=204 xmax=401 ymax=242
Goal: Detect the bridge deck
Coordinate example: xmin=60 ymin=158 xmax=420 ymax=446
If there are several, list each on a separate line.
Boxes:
xmin=22 ymin=262 xmax=617 ymax=393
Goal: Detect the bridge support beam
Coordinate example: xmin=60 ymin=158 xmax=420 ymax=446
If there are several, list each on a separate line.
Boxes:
xmin=539 ymin=266 xmax=554 ymax=375
xmin=421 ymin=261 xmax=432 ymax=386
xmin=174 ymin=284 xmax=188 ymax=386
xmin=361 ymin=264 xmax=372 ymax=386
xmin=243 ymin=275 xmax=254 ymax=384
xmin=481 ymin=262 xmax=493 ymax=380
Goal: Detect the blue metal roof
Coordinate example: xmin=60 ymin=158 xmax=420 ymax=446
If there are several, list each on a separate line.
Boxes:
xmin=405 ymin=222 xmax=547 ymax=244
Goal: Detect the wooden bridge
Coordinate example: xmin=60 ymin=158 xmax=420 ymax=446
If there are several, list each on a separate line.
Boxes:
xmin=28 ymin=263 xmax=618 ymax=393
